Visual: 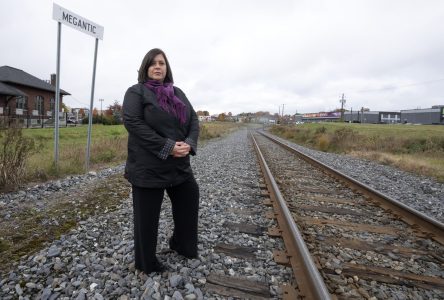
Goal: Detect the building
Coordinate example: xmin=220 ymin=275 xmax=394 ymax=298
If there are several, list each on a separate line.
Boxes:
xmin=0 ymin=66 xmax=70 ymax=127
xmin=301 ymin=106 xmax=444 ymax=125
xmin=302 ymin=111 xmax=341 ymax=122
xmin=198 ymin=115 xmax=212 ymax=122
xmin=400 ymin=106 xmax=444 ymax=125
xmin=344 ymin=111 xmax=401 ymax=124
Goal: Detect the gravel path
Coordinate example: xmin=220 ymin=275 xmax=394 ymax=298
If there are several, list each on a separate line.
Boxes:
xmin=0 ymin=129 xmax=293 ymax=299
xmin=264 ymin=131 xmax=444 ymax=224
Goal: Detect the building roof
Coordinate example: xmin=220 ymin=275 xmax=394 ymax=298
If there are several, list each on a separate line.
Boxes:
xmin=401 ymin=108 xmax=441 ymax=113
xmin=0 ymin=81 xmax=27 ymax=96
xmin=0 ymin=65 xmax=70 ymax=96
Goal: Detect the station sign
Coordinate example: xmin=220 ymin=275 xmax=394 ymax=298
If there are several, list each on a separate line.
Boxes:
xmin=51 ymin=3 xmax=104 ymax=171
xmin=52 ymin=3 xmax=104 ymax=40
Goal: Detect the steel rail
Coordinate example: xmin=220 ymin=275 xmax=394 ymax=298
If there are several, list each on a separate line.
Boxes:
xmin=250 ymin=132 xmax=332 ymax=299
xmin=259 ymin=130 xmax=444 ymax=245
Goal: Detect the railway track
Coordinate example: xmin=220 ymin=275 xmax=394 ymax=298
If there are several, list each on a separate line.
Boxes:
xmin=251 ymin=130 xmax=444 ymax=299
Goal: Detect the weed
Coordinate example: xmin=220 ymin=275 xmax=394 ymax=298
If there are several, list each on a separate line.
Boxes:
xmin=0 ymin=126 xmax=39 ymax=189
xmin=315 ymin=126 xmax=327 ymax=134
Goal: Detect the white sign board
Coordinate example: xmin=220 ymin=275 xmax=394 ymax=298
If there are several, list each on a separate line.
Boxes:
xmin=52 ymin=3 xmax=104 ymax=40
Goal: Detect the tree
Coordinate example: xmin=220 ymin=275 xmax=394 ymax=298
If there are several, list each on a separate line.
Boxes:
xmin=196 ymin=110 xmax=210 ymax=116
xmin=79 ymin=108 xmax=85 ymax=117
xmin=217 ymin=113 xmax=226 ymax=121
xmin=104 ymin=100 xmax=123 ymax=124
xmin=61 ymin=103 xmax=70 ymax=113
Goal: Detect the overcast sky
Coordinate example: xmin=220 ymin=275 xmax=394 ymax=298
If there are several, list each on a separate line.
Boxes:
xmin=1 ymin=0 xmax=443 ymax=115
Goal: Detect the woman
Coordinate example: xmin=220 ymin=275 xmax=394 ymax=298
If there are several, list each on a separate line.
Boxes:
xmin=123 ymin=48 xmax=200 ymax=274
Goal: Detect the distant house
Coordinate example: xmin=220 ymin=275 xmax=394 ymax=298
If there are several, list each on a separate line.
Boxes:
xmin=69 ymin=107 xmax=89 ymax=123
xmin=198 ymin=115 xmax=212 ymax=122
xmin=0 ymin=66 xmax=70 ymax=127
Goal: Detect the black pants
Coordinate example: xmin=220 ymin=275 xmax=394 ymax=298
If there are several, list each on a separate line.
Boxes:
xmin=132 ymin=177 xmax=199 ymax=273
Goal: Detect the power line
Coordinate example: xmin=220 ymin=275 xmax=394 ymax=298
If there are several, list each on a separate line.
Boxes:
xmin=64 ymin=95 xmax=89 ymax=107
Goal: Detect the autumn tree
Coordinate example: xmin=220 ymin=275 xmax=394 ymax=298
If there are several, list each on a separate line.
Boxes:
xmin=104 ymin=100 xmax=123 ymax=124
xmin=61 ymin=103 xmax=70 ymax=113
xmin=217 ymin=113 xmax=226 ymax=121
xmin=196 ymin=110 xmax=210 ymax=116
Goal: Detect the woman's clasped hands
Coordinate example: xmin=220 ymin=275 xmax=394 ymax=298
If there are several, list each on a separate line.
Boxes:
xmin=171 ymin=141 xmax=190 ymax=157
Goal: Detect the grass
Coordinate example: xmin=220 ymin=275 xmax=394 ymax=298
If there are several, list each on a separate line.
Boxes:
xmin=22 ymin=125 xmax=128 ymax=183
xmin=269 ymin=123 xmax=444 ymax=182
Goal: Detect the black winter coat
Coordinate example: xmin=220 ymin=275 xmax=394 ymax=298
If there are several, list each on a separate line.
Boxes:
xmin=123 ymin=83 xmax=199 ymax=188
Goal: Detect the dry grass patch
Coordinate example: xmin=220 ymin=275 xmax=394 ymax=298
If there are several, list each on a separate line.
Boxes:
xmin=350 ymin=151 xmax=444 ymax=181
xmin=199 ymin=121 xmax=244 ymax=140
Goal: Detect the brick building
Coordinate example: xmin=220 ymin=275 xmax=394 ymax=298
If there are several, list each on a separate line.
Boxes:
xmin=0 ymin=66 xmax=70 ymax=127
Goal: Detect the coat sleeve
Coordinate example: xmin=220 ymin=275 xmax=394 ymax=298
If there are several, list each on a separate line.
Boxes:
xmin=123 ymin=85 xmax=175 ymax=160
xmin=185 ymin=105 xmax=199 ymax=156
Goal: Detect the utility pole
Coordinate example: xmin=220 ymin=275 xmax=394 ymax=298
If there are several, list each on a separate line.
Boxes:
xmin=339 ymin=93 xmax=346 ymax=122
xmin=281 ymin=104 xmax=285 ymax=124
xmin=99 ymin=98 xmax=104 ymax=124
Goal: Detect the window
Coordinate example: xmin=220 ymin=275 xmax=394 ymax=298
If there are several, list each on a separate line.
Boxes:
xmin=50 ymin=98 xmax=55 ymax=113
xmin=35 ymin=96 xmax=44 ymax=115
xmin=16 ymin=96 xmax=28 ymax=109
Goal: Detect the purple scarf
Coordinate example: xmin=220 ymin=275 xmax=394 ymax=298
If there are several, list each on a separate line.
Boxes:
xmin=144 ymin=80 xmax=187 ymax=124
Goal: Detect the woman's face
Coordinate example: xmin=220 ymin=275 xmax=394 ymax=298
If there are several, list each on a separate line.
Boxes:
xmin=148 ymin=54 xmax=167 ymax=82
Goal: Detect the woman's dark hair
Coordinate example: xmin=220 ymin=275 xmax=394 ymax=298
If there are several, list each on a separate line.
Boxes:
xmin=138 ymin=48 xmax=174 ymax=83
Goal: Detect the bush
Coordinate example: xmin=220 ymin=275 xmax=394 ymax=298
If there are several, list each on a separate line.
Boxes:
xmin=83 ymin=114 xmax=122 ymax=125
xmin=315 ymin=126 xmax=327 ymax=134
xmin=330 ymin=127 xmax=359 ymax=151
xmin=0 ymin=127 xmax=38 ymax=189
xmin=317 ymin=134 xmax=330 ymax=151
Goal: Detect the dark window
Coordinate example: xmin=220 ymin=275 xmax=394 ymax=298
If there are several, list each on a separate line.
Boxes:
xmin=50 ymin=98 xmax=55 ymax=113
xmin=35 ymin=96 xmax=44 ymax=115
xmin=16 ymin=96 xmax=28 ymax=109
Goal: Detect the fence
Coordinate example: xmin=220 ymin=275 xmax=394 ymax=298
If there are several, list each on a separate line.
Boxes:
xmin=0 ymin=113 xmax=80 ymax=129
